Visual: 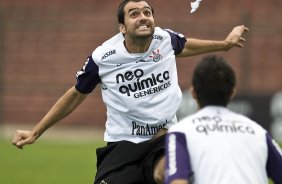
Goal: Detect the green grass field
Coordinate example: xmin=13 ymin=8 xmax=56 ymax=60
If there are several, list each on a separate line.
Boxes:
xmin=0 ymin=138 xmax=105 ymax=184
xmin=1 ymin=138 xmax=281 ymax=184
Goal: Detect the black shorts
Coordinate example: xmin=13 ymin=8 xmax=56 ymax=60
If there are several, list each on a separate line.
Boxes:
xmin=94 ymin=135 xmax=165 ymax=184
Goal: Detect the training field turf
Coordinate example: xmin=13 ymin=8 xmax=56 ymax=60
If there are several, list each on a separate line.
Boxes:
xmin=0 ymin=139 xmax=105 ymax=184
xmin=1 ymin=138 xmax=281 ymax=184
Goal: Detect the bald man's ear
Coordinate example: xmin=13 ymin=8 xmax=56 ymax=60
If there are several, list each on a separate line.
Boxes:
xmin=119 ymin=23 xmax=126 ymax=34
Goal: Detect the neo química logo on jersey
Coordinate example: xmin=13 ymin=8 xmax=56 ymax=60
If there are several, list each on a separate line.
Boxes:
xmin=192 ymin=116 xmax=256 ymax=135
xmin=116 ymin=68 xmax=171 ymax=98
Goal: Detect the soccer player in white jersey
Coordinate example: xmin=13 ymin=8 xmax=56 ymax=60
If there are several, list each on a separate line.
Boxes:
xmin=165 ymin=55 xmax=282 ymax=184
xmin=12 ymin=0 xmax=249 ymax=183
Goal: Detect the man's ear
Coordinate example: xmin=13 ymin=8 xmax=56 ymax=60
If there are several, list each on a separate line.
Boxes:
xmin=190 ymin=86 xmax=197 ymax=100
xmin=119 ymin=23 xmax=126 ymax=34
xmin=190 ymin=86 xmax=201 ymax=109
xmin=230 ymin=88 xmax=237 ymax=100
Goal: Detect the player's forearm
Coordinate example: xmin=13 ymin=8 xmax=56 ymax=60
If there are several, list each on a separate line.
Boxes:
xmin=31 ymin=86 xmax=87 ymax=139
xmin=177 ymin=38 xmax=231 ymax=57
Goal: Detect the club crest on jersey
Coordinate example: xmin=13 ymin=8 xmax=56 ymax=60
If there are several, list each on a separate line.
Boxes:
xmin=149 ymin=49 xmax=163 ymax=62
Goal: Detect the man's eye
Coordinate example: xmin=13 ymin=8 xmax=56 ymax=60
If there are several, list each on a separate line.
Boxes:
xmin=130 ymin=12 xmax=139 ymax=17
xmin=144 ymin=11 xmax=152 ymax=16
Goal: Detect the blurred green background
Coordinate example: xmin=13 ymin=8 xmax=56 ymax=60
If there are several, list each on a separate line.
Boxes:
xmin=1 ymin=138 xmax=281 ymax=184
xmin=1 ymin=138 xmax=105 ymax=184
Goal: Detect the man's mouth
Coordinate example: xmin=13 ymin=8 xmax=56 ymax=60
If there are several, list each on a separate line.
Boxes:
xmin=137 ymin=25 xmax=149 ymax=30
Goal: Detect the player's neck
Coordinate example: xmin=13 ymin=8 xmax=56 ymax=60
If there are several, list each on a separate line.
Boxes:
xmin=124 ymin=37 xmax=152 ymax=53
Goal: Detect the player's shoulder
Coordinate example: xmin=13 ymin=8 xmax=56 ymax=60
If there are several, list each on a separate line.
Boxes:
xmin=102 ymin=33 xmax=124 ymax=47
xmin=169 ymin=114 xmax=196 ymax=133
xmin=220 ymin=109 xmax=267 ymax=135
xmin=91 ymin=33 xmax=124 ymax=62
xmin=154 ymin=27 xmax=168 ymax=36
xmin=154 ymin=27 xmax=184 ymax=39
xmin=232 ymin=110 xmax=267 ymax=133
xmin=162 ymin=27 xmax=186 ymax=40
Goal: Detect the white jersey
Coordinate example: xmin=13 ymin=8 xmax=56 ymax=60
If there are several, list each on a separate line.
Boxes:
xmin=165 ymin=106 xmax=282 ymax=184
xmin=75 ymin=27 xmax=187 ymax=143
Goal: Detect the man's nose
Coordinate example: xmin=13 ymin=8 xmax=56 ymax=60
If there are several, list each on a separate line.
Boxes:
xmin=139 ymin=13 xmax=147 ymax=22
xmin=140 ymin=12 xmax=148 ymax=19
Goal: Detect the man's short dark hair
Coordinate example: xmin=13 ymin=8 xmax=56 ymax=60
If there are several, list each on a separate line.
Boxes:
xmin=192 ymin=55 xmax=236 ymax=107
xmin=117 ymin=0 xmax=154 ymax=24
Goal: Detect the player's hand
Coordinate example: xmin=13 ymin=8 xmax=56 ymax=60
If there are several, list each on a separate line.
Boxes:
xmin=225 ymin=25 xmax=249 ymax=50
xmin=12 ymin=130 xmax=37 ymax=149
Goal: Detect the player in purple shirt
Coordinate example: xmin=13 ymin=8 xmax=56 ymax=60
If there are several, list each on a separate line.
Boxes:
xmin=165 ymin=55 xmax=282 ymax=184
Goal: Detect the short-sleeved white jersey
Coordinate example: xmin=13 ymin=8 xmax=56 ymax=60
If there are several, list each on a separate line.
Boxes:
xmin=165 ymin=106 xmax=282 ymax=184
xmin=76 ymin=27 xmax=187 ymax=143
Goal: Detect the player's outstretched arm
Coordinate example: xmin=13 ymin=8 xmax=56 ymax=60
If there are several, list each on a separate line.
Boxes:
xmin=177 ymin=25 xmax=249 ymax=57
xmin=12 ymin=86 xmax=88 ymax=149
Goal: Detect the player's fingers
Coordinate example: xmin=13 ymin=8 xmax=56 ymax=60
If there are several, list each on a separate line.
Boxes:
xmin=12 ymin=136 xmax=24 ymax=149
xmin=15 ymin=144 xmax=23 ymax=149
xmin=16 ymin=139 xmax=31 ymax=149
xmin=241 ymin=25 xmax=249 ymax=32
xmin=240 ymin=37 xmax=246 ymax=42
xmin=12 ymin=130 xmax=32 ymax=149
xmin=236 ymin=42 xmax=244 ymax=48
xmin=237 ymin=25 xmax=249 ymax=33
xmin=244 ymin=26 xmax=249 ymax=32
xmin=12 ymin=130 xmax=23 ymax=146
